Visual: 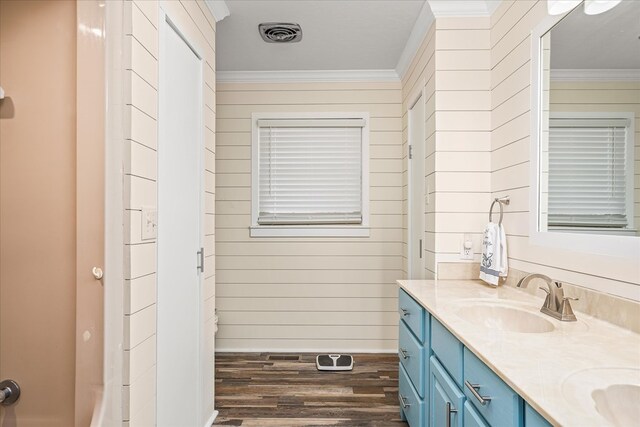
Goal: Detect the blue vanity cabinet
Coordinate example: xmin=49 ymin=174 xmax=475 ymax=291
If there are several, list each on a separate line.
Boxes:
xmin=524 ymin=403 xmax=552 ymax=427
xmin=431 ymin=356 xmax=465 ymax=427
xmin=397 ymin=285 xmax=556 ymax=427
xmin=398 ymin=289 xmax=430 ymax=427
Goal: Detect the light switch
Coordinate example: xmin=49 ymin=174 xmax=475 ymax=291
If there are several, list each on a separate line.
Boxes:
xmin=141 ymin=207 xmax=157 ymax=240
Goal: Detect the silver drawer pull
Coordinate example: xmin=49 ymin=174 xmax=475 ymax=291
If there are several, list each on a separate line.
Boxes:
xmin=465 ymin=380 xmax=492 ymax=406
xmin=399 ymin=348 xmax=410 ymax=359
xmin=400 ymin=308 xmax=410 ymax=317
xmin=446 ymin=402 xmax=457 ymax=427
xmin=399 ymin=395 xmax=411 ymax=409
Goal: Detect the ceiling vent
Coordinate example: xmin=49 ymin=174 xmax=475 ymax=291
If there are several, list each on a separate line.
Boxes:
xmin=259 ymin=23 xmax=303 ymax=43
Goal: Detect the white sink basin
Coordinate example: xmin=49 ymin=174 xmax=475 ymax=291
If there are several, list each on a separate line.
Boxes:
xmin=456 ymin=304 xmax=555 ymax=333
xmin=562 ymin=368 xmax=640 ymax=426
xmin=592 ymin=384 xmax=640 ymax=426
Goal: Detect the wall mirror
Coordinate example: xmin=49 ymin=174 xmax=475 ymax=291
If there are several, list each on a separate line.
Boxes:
xmin=532 ymin=0 xmax=640 ymax=256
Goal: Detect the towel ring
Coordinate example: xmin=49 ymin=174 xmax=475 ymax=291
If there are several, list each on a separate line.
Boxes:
xmin=489 ymin=196 xmax=510 ymax=225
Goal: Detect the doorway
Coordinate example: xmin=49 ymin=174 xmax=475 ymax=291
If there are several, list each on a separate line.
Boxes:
xmin=408 ymin=92 xmax=426 ymax=279
xmin=156 ymin=15 xmax=205 ymax=427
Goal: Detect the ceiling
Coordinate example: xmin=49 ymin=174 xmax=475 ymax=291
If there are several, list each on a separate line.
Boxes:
xmin=550 ymin=0 xmax=640 ymax=69
xmin=216 ymin=1 xmax=426 ymax=72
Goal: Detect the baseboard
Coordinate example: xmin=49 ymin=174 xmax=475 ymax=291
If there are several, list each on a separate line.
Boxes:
xmin=204 ymin=410 xmax=218 ymax=427
xmin=215 ymin=348 xmax=398 ymax=354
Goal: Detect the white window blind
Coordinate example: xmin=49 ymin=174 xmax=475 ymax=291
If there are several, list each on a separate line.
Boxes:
xmin=257 ymin=119 xmax=364 ymax=225
xmin=548 ymin=117 xmax=629 ymax=228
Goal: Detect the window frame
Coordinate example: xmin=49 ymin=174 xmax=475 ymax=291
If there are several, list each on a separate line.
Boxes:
xmin=250 ymin=112 xmax=370 ymax=238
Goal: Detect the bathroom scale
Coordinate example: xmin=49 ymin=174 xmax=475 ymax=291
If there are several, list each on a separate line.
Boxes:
xmin=316 ymin=354 xmax=353 ymax=371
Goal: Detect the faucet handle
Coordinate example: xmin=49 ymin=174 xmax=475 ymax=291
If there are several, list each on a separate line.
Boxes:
xmin=538 ymin=286 xmax=550 ymax=294
xmin=560 ymin=296 xmax=578 ymax=321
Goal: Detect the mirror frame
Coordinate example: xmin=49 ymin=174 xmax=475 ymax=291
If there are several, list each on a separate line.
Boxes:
xmin=529 ymin=6 xmax=640 ymax=259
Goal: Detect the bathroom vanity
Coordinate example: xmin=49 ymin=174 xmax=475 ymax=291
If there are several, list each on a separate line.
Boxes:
xmin=397 ymin=280 xmax=640 ymax=427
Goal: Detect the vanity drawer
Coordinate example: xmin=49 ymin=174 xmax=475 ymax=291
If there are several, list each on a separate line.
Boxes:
xmin=399 ymin=363 xmax=424 ymax=427
xmin=463 ymin=348 xmax=522 ymax=427
xmin=431 ymin=317 xmax=463 ymax=386
xmin=524 ymin=403 xmax=552 ymax=427
xmin=464 ymin=401 xmax=489 ymax=427
xmin=398 ymin=289 xmax=425 ymax=342
xmin=399 ymin=320 xmax=425 ymax=398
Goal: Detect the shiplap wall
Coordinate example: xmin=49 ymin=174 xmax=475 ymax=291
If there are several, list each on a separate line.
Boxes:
xmin=490 ymin=0 xmax=640 ymax=299
xmin=215 ymin=81 xmax=403 ymax=352
xmin=549 ymin=80 xmax=640 ymax=235
xmin=122 ymin=1 xmax=216 ymax=425
xmin=401 ymin=17 xmax=492 ymax=279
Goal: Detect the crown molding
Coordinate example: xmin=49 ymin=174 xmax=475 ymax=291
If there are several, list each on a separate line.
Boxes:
xmin=551 ymin=69 xmax=640 ymax=81
xmin=427 ymin=0 xmax=502 ymax=17
xmin=395 ymin=2 xmax=435 ymax=80
xmin=204 ymin=0 xmax=230 ymax=22
xmin=216 ymin=69 xmax=400 ymax=83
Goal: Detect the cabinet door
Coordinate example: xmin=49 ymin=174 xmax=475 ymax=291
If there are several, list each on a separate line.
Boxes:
xmin=464 ymin=401 xmax=490 ymax=427
xmin=431 ymin=356 xmax=465 ymax=427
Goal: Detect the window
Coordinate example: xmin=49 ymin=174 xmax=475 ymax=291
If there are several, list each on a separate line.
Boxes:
xmin=251 ymin=113 xmax=369 ymax=237
xmin=547 ymin=113 xmax=635 ymax=231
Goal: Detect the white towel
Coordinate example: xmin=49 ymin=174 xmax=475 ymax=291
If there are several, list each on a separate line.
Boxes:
xmin=479 ymin=222 xmax=508 ymax=286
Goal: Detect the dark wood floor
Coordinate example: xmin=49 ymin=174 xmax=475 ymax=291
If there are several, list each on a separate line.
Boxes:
xmin=214 ymin=353 xmax=409 ymax=426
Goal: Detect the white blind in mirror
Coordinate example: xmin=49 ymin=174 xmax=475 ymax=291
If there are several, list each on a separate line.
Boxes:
xmin=258 ymin=123 xmax=363 ymax=225
xmin=548 ymin=118 xmax=629 ymax=228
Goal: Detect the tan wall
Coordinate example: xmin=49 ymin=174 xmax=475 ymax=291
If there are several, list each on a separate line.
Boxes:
xmin=490 ymin=0 xmax=640 ymax=298
xmin=549 ymin=80 xmax=640 ymax=234
xmin=215 ymin=81 xmax=403 ymax=352
xmin=121 ymin=1 xmax=216 ymax=425
xmin=0 ymin=1 xmax=77 ymax=426
xmin=401 ymin=17 xmax=492 ymax=279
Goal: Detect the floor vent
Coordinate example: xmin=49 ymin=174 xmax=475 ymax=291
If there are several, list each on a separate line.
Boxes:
xmin=267 ymin=354 xmax=301 ymax=361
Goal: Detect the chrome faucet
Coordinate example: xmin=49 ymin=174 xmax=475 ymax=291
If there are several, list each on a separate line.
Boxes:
xmin=516 ymin=273 xmax=578 ymax=321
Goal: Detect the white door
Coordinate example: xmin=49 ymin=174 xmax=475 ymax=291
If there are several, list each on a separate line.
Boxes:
xmin=157 ymin=17 xmax=203 ymax=427
xmin=409 ymin=94 xmax=426 ymax=279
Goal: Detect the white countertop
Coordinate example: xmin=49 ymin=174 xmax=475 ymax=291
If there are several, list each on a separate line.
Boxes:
xmin=397 ymin=279 xmax=640 ymax=427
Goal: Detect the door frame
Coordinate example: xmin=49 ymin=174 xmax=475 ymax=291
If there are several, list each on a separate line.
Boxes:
xmin=156 ymin=7 xmax=207 ymax=426
xmin=407 ymin=81 xmax=426 ymax=279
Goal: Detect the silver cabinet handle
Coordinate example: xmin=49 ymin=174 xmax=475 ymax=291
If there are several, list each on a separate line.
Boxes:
xmin=465 ymin=380 xmax=492 ymax=406
xmin=446 ymin=401 xmax=458 ymax=427
xmin=92 ymin=267 xmax=103 ymax=280
xmin=399 ymin=348 xmax=409 ymax=359
xmin=0 ymin=380 xmax=20 ymax=406
xmin=399 ymin=394 xmax=410 ymax=409
xmin=400 ymin=308 xmax=410 ymax=317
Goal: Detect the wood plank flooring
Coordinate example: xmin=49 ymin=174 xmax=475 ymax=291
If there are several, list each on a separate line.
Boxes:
xmin=214 ymin=353 xmax=408 ymax=426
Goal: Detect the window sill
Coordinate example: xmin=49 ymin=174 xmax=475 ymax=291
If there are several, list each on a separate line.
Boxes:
xmin=250 ymin=225 xmax=370 ymax=238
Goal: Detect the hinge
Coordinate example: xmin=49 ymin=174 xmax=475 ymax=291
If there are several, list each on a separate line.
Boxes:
xmin=197 ymin=247 xmax=204 ymax=273
xmin=409 ymin=145 xmax=413 ymax=159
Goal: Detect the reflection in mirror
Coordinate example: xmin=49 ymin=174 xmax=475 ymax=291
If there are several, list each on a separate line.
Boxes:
xmin=539 ymin=1 xmax=640 ymax=236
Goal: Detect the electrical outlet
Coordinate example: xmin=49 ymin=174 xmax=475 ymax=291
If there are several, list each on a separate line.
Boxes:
xmin=141 ymin=207 xmax=157 ymax=240
xmin=460 ymin=234 xmax=474 ymax=260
